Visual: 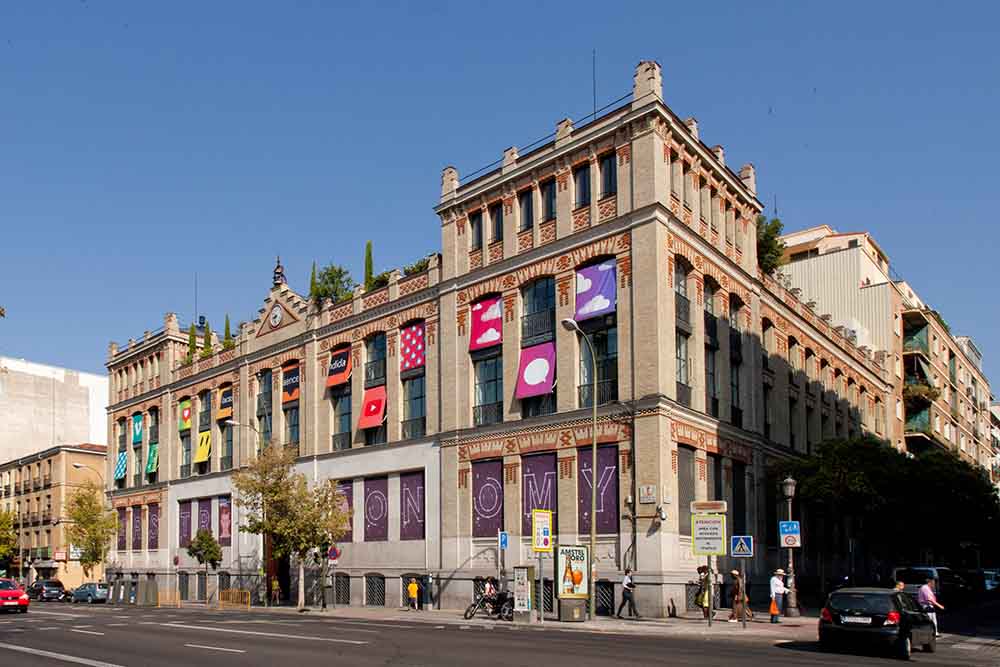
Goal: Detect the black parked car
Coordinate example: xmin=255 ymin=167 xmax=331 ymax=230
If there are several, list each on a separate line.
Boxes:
xmin=819 ymin=588 xmax=936 ymax=660
xmin=26 ymin=579 xmax=66 ymax=602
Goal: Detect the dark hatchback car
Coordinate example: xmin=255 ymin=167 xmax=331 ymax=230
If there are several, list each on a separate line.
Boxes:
xmin=26 ymin=579 xmax=65 ymax=602
xmin=819 ymin=588 xmax=936 ymax=660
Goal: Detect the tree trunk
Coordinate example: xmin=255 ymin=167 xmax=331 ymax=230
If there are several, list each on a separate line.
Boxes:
xmin=298 ymin=555 xmax=306 ymax=610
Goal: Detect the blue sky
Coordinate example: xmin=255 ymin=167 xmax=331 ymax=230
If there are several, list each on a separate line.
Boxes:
xmin=2 ymin=1 xmax=998 ymax=384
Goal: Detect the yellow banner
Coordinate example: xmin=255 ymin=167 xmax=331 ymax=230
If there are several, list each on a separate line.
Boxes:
xmin=194 ymin=431 xmax=212 ymax=463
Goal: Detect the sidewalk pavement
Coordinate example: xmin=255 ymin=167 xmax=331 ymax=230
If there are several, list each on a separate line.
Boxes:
xmin=221 ymin=602 xmax=821 ymax=643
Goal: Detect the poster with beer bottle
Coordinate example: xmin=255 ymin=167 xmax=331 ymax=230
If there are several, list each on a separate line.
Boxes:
xmin=556 ymin=545 xmax=589 ymax=599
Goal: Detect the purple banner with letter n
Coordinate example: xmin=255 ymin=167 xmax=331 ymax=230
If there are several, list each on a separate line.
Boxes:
xmin=148 ymin=504 xmax=159 ymax=550
xmin=521 ymin=453 xmax=557 ymax=534
xmin=400 ymin=471 xmax=425 ymax=541
xmin=198 ymin=499 xmax=212 ymax=536
xmin=179 ymin=500 xmax=191 ymax=548
xmin=337 ymin=481 xmax=353 ymax=542
xmin=577 ymin=446 xmax=619 ymax=535
xmin=364 ymin=477 xmax=388 ymax=542
xmin=131 ymin=507 xmax=142 ymax=551
xmin=117 ymin=508 xmax=127 ymax=551
xmin=472 ymin=459 xmax=504 ymax=538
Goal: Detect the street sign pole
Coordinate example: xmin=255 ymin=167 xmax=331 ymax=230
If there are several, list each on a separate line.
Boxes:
xmin=538 ymin=552 xmax=544 ymax=624
xmin=707 ymin=557 xmax=713 ymax=628
xmin=740 ymin=559 xmax=746 ymax=630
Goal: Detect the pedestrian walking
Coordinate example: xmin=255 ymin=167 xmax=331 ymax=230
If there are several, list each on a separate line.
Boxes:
xmin=769 ymin=569 xmax=789 ymax=623
xmin=407 ymin=578 xmax=419 ymax=611
xmin=894 ymin=580 xmax=905 ymax=592
xmin=696 ymin=566 xmax=711 ymax=619
xmin=270 ymin=579 xmax=281 ymax=606
xmin=918 ymin=577 xmax=944 ymax=637
xmin=728 ymin=570 xmax=750 ymax=623
xmin=616 ymin=568 xmax=640 ymax=619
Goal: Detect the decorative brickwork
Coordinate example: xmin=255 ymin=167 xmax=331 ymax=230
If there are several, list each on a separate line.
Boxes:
xmin=469 ymin=250 xmax=483 ymax=270
xmin=504 ymin=462 xmax=519 ymax=483
xmin=457 ymin=307 xmax=467 ymax=336
xmin=598 ymin=197 xmax=617 ymax=222
xmin=539 ymin=220 xmax=556 ymax=245
xmin=617 ymin=144 xmax=631 ymax=166
xmin=558 ymin=457 xmax=574 ymax=479
xmin=398 ymin=273 xmax=429 ymax=296
xmin=617 ymin=256 xmax=632 ymax=288
xmin=518 ymin=230 xmax=533 ymax=252
xmin=458 ymin=467 xmax=470 ymax=489
xmin=556 ymin=168 xmax=570 ymax=192
xmin=697 ymin=458 xmax=706 ymax=481
xmin=488 ymin=242 xmax=503 ymax=263
xmin=572 ymin=206 xmax=591 ymax=231
xmin=670 ymin=419 xmax=753 ymax=463
xmin=503 ymin=293 xmax=516 ymax=323
xmin=557 ymin=276 xmax=573 ymax=308
xmin=362 ymin=288 xmax=389 ymax=310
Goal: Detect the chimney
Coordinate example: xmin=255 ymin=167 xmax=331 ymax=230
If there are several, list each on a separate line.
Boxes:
xmin=440 ymin=166 xmax=459 ymax=204
xmin=631 ymin=60 xmax=663 ymax=107
xmin=712 ymin=145 xmax=725 ymax=166
xmin=684 ymin=117 xmax=699 ymax=140
xmin=502 ymin=146 xmax=518 ymax=174
xmin=164 ymin=312 xmax=179 ymax=335
xmin=739 ymin=164 xmax=757 ymax=196
xmin=555 ymin=118 xmax=574 ymax=148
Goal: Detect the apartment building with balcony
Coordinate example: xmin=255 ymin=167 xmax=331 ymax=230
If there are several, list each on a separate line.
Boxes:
xmin=780 ymin=226 xmax=993 ymax=468
xmin=104 ymin=61 xmax=892 ymax=615
xmin=0 ymin=444 xmax=108 ymax=588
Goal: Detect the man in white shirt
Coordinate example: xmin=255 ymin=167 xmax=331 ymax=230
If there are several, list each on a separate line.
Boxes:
xmin=769 ymin=569 xmax=790 ymax=623
xmin=616 ymin=568 xmax=639 ymax=619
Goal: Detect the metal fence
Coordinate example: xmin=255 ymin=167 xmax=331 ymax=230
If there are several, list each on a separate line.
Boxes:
xmin=218 ymin=589 xmax=251 ymax=610
xmin=335 ymin=574 xmax=351 ymax=605
xmin=365 ymin=574 xmax=385 ymax=607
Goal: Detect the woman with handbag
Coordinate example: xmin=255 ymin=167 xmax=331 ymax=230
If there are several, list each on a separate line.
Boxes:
xmin=695 ymin=566 xmax=711 ymax=619
xmin=769 ymin=569 xmax=789 ymax=623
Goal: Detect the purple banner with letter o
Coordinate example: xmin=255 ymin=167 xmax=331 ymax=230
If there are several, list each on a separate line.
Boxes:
xmin=364 ymin=477 xmax=388 ymax=542
xmin=399 ymin=471 xmax=425 ymax=540
xmin=577 ymin=446 xmax=619 ymax=535
xmin=473 ymin=460 xmax=504 ymax=538
xmin=521 ymin=453 xmax=557 ymax=534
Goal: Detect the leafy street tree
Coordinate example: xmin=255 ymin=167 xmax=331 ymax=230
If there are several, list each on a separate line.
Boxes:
xmin=185 ymin=323 xmax=197 ymax=364
xmin=311 ymin=263 xmax=355 ymax=305
xmin=65 ymin=481 xmax=118 ymax=578
xmin=223 ymin=314 xmax=235 ymax=350
xmin=0 ymin=509 xmax=16 ymax=564
xmin=756 ymin=215 xmax=785 ymax=275
xmin=364 ymin=240 xmax=374 ymax=290
xmin=187 ymin=529 xmax=223 ymax=597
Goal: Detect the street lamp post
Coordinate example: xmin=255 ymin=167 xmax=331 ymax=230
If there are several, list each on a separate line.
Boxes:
xmin=226 ymin=419 xmax=269 ymax=608
xmin=781 ymin=475 xmax=799 ymax=617
xmin=562 ymin=318 xmax=598 ymax=620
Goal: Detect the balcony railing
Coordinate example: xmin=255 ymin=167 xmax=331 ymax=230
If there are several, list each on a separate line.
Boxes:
xmin=522 ymin=392 xmax=557 ymax=418
xmin=905 ymin=408 xmax=930 ymax=434
xmin=903 ymin=332 xmax=929 ymax=357
xmin=179 ymin=464 xmax=191 ymax=479
xmin=401 ymin=417 xmax=426 ymax=440
xmin=198 ymin=411 xmax=211 ymax=431
xmin=521 ymin=309 xmax=555 ymax=345
xmin=473 ymin=402 xmax=504 ymax=427
xmin=42 ymin=475 xmax=51 ymax=488
xmin=676 ymin=381 xmax=692 ymax=407
xmin=675 ymin=292 xmax=691 ymax=326
xmin=32 ymin=477 xmax=40 ymax=490
xmin=256 ymin=393 xmax=272 ymax=414
xmin=331 ymin=432 xmax=352 ymax=451
xmin=132 ymin=472 xmax=142 ymax=488
xmin=2 ymin=485 xmax=9 ymax=497
xmin=41 ymin=511 xmax=51 ymax=524
xmin=579 ymin=379 xmax=618 ymax=409
xmin=365 ymin=358 xmax=387 ymax=389
xmin=220 ymin=455 xmax=233 ymax=471
xmin=28 ymin=512 xmax=38 ymax=525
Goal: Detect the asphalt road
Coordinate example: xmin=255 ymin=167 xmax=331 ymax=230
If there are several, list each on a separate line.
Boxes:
xmin=1 ymin=602 xmax=998 ymax=666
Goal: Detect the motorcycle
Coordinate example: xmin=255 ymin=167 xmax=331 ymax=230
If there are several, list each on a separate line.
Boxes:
xmin=463 ymin=589 xmax=513 ymax=621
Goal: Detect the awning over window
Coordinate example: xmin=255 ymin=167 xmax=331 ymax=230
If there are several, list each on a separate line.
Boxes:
xmin=132 ymin=414 xmax=143 ymax=445
xmin=515 ymin=342 xmax=556 ymax=399
xmin=113 ymin=451 xmax=127 ymax=480
xmin=358 ymin=385 xmax=387 ymax=430
xmin=282 ymin=366 xmax=300 ymax=403
xmin=469 ymin=295 xmax=503 ymax=351
xmin=575 ymin=259 xmax=617 ymax=322
xmin=194 ymin=431 xmax=212 ymax=464
xmin=400 ymin=322 xmax=426 ymax=372
xmin=217 ymin=387 xmax=233 ymax=420
xmin=326 ymin=348 xmax=352 ymax=388
xmin=145 ymin=443 xmax=159 ymax=474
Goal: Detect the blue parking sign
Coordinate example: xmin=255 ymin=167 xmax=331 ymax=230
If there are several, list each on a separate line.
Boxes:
xmin=499 ymin=531 xmax=509 ymax=550
xmin=778 ymin=521 xmax=801 ymax=548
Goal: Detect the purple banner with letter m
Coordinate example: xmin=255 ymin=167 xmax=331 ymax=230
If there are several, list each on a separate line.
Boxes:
xmin=400 ymin=471 xmax=425 ymax=540
xmin=472 ymin=459 xmax=504 ymax=538
xmin=364 ymin=477 xmax=388 ymax=542
xmin=521 ymin=453 xmax=557 ymax=534
xmin=578 ymin=446 xmax=619 ymax=535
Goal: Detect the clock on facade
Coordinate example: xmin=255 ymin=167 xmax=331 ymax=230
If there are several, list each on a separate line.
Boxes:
xmin=269 ymin=305 xmax=283 ymax=327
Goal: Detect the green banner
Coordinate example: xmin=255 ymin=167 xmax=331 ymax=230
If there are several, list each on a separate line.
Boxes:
xmin=145 ymin=442 xmax=159 ymax=474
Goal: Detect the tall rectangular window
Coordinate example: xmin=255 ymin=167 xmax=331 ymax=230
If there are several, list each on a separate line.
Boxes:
xmin=284 ymin=406 xmax=299 ymax=444
xmin=365 ymin=333 xmax=387 ymax=388
xmin=678 ymin=446 xmax=695 ymax=536
xmin=473 ymin=354 xmax=503 ymax=426
xmin=402 ymin=375 xmax=426 ymax=439
xmin=541 ymin=179 xmax=556 ymax=221
xmin=580 ymin=326 xmax=618 ymax=408
xmin=705 ymin=347 xmax=717 ymax=397
xmin=573 ymin=163 xmax=590 ymax=208
xmin=221 ymin=424 xmax=233 ymax=470
xmin=334 ymin=390 xmax=351 ymax=435
xmin=731 ymin=362 xmax=742 ymax=409
xmin=470 ymin=211 xmax=483 ymax=250
xmin=518 ymin=190 xmax=533 ymax=231
xmin=180 ymin=434 xmax=191 ymax=477
xmin=599 ymin=153 xmax=616 ymax=198
xmin=489 ymin=202 xmax=503 ymax=243
xmin=675 ymin=332 xmax=689 ymax=384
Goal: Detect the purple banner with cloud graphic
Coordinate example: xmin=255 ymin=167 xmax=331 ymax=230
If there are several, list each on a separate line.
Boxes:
xmin=399 ymin=471 xmax=425 ymax=540
xmin=521 ymin=453 xmax=557 ymax=534
xmin=575 ymin=259 xmax=617 ymax=322
xmin=515 ymin=341 xmax=556 ymax=398
xmin=578 ymin=446 xmax=619 ymax=535
xmin=364 ymin=477 xmax=389 ymax=542
xmin=469 ymin=295 xmax=503 ymax=351
xmin=472 ymin=459 xmax=504 ymax=537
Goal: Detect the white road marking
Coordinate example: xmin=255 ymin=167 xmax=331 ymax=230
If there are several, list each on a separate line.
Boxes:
xmin=40 ymin=626 xmax=60 ymax=630
xmin=184 ymin=643 xmax=247 ymax=653
xmin=30 ymin=609 xmax=83 ymax=618
xmin=114 ymin=615 xmax=130 ymax=619
xmin=72 ymin=625 xmax=93 ymax=628
xmin=107 ymin=623 xmax=128 ymax=627
xmin=71 ymin=629 xmax=105 ymax=636
xmin=328 ymin=620 xmax=415 ymax=629
xmin=0 ymin=643 xmax=124 ymax=666
xmin=161 ymin=622 xmax=368 ymax=645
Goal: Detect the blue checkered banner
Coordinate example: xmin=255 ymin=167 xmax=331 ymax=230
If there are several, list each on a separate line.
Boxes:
xmin=113 ymin=451 xmax=127 ymax=480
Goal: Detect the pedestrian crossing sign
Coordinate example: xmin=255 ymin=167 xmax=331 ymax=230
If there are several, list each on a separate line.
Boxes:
xmin=731 ymin=535 xmax=754 ymax=558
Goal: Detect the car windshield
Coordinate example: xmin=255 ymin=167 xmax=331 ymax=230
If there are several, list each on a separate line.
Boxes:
xmin=45 ymin=581 xmax=64 ymax=588
xmin=0 ymin=581 xmax=17 ymax=591
xmin=829 ymin=593 xmax=893 ymax=615
xmin=96 ymin=584 xmax=109 ymax=590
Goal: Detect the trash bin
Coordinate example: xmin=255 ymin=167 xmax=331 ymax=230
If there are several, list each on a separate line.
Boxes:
xmin=558 ymin=598 xmax=586 ymax=622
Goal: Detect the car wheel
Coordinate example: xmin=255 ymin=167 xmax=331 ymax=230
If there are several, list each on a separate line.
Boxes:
xmin=88 ymin=595 xmax=94 ymax=604
xmin=896 ymin=635 xmax=911 ymax=661
xmin=922 ymin=634 xmax=937 ymax=653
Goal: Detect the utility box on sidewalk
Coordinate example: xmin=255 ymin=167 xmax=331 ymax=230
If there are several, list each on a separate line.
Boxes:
xmin=559 ymin=598 xmax=586 ymax=622
xmin=513 ymin=566 xmax=535 ymax=625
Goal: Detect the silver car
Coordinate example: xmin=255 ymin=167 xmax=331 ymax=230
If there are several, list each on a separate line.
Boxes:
xmin=71 ymin=582 xmax=109 ymax=604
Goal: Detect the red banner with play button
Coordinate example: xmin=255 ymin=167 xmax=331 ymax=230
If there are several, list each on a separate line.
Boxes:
xmin=358 ymin=385 xmax=387 ymax=430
